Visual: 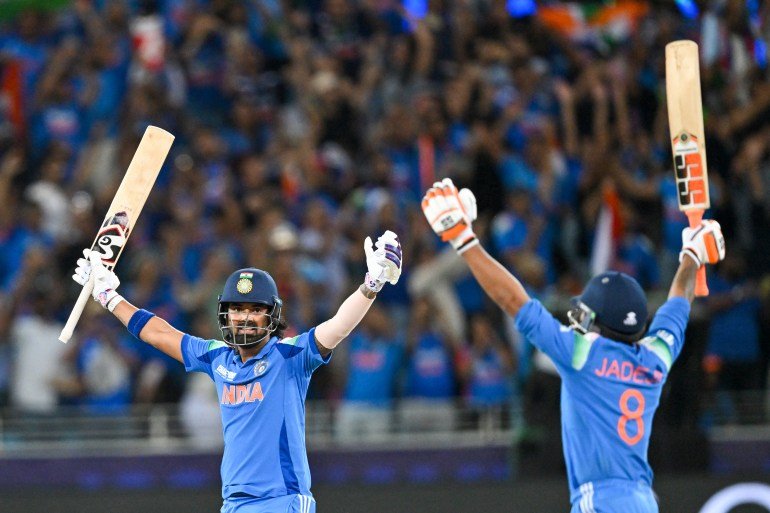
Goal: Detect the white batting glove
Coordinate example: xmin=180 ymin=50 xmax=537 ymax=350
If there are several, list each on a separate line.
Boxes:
xmin=421 ymin=178 xmax=479 ymax=254
xmin=679 ymin=219 xmax=726 ymax=267
xmin=363 ymin=230 xmax=403 ymax=292
xmin=73 ymin=248 xmax=93 ymax=286
xmin=73 ymin=249 xmax=124 ymax=311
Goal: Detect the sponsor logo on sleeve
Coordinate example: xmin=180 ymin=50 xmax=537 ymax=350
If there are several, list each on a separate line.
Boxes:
xmin=656 ymin=330 xmax=675 ymax=346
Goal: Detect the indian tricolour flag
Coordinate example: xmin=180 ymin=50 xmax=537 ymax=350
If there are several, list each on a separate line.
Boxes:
xmin=590 ymin=182 xmax=624 ymax=276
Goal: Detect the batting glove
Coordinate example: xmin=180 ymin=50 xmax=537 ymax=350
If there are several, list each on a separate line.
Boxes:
xmin=421 ymin=178 xmax=478 ymax=254
xmin=363 ymin=230 xmax=403 ymax=293
xmin=73 ymin=249 xmax=124 ymax=312
xmin=679 ymin=219 xmax=726 ymax=267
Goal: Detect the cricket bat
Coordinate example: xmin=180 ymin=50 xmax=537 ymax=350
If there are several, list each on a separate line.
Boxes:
xmin=665 ymin=40 xmax=710 ymax=296
xmin=59 ymin=126 xmax=174 ymax=343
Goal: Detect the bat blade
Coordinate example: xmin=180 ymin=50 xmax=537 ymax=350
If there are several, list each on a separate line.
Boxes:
xmin=59 ymin=126 xmax=174 ymax=343
xmin=665 ymin=40 xmax=709 ymax=296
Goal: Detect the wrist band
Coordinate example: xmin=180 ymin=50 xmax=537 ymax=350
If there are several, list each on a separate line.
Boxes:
xmin=106 ymin=293 xmax=124 ymax=312
xmin=128 ymin=309 xmax=155 ymax=339
xmin=364 ymin=272 xmax=384 ymax=293
xmin=679 ymin=248 xmax=701 ymax=267
xmin=456 ymin=237 xmax=479 ymax=255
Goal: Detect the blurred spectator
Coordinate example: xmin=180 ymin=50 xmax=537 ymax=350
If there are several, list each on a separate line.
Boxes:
xmin=702 ymin=253 xmax=763 ymax=425
xmin=399 ymin=296 xmax=458 ymax=432
xmin=7 ymin=245 xmax=65 ymax=414
xmin=614 ymin=205 xmax=660 ymax=290
xmin=57 ymin=313 xmax=135 ymax=415
xmin=335 ymin=304 xmax=403 ymax=441
xmin=458 ymin=313 xmax=515 ymax=430
xmin=491 ymin=188 xmax=554 ymax=285
xmin=24 ymin=145 xmax=73 ymax=243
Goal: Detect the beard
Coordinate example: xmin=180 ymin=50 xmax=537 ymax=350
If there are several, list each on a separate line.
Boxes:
xmin=230 ymin=321 xmax=270 ymax=346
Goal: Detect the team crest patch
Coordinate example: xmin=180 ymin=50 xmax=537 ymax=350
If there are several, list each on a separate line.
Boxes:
xmin=623 ymin=312 xmax=638 ymax=326
xmin=237 ymin=278 xmax=253 ymax=294
xmin=255 ymin=360 xmax=268 ymax=376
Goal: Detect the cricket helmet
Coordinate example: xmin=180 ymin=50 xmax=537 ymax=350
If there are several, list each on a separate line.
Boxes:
xmin=217 ymin=268 xmax=283 ymax=347
xmin=567 ymin=271 xmax=648 ymax=343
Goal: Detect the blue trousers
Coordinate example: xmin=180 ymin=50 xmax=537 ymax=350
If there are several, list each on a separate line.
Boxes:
xmin=570 ymin=479 xmax=658 ymax=513
xmin=221 ymin=494 xmax=316 ymax=513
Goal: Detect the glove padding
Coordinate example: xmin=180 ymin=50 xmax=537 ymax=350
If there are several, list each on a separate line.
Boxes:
xmin=679 ymin=219 xmax=726 ymax=267
xmin=421 ymin=178 xmax=478 ymax=254
xmin=364 ymin=230 xmax=403 ymax=292
xmin=73 ymin=248 xmax=123 ymax=311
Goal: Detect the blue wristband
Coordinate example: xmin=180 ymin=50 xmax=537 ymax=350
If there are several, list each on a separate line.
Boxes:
xmin=128 ymin=309 xmax=155 ymax=339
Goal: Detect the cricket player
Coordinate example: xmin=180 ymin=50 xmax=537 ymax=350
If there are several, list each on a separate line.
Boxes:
xmin=72 ymin=230 xmax=403 ymax=513
xmin=422 ymin=179 xmax=725 ymax=513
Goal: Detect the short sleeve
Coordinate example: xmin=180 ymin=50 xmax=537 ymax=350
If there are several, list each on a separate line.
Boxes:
xmin=514 ymin=299 xmax=574 ymax=370
xmin=645 ymin=297 xmax=691 ymax=366
xmin=181 ymin=334 xmax=229 ymax=379
xmin=277 ymin=327 xmax=331 ymax=378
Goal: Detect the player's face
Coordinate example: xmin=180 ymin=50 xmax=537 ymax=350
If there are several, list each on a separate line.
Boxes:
xmin=228 ymin=303 xmax=271 ymax=337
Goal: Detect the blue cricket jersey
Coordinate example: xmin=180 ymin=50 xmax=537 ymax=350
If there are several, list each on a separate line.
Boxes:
xmin=181 ymin=328 xmax=330 ymax=500
xmin=515 ymin=297 xmax=690 ymax=503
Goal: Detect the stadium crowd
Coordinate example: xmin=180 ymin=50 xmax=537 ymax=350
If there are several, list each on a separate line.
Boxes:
xmin=0 ymin=0 xmax=768 ymax=453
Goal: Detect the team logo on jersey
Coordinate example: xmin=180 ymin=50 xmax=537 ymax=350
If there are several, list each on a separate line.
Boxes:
xmin=236 ymin=278 xmax=253 ymax=294
xmin=623 ymin=312 xmax=638 ymax=326
xmin=254 ymin=360 xmax=268 ymax=376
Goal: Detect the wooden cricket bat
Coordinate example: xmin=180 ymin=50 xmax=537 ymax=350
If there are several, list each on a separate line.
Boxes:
xmin=59 ymin=126 xmax=174 ymax=343
xmin=665 ymin=40 xmax=710 ymax=296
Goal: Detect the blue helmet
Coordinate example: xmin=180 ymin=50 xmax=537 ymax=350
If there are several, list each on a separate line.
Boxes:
xmin=568 ymin=271 xmax=648 ymax=342
xmin=217 ymin=268 xmax=283 ymax=347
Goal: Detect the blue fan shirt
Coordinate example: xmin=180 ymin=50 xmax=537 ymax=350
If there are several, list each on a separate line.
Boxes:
xmin=515 ymin=297 xmax=690 ymax=503
xmin=181 ymin=328 xmax=330 ymax=500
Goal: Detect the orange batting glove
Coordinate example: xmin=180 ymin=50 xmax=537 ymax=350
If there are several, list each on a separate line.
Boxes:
xmin=421 ymin=178 xmax=479 ymax=254
xmin=680 ymin=219 xmax=726 ymax=266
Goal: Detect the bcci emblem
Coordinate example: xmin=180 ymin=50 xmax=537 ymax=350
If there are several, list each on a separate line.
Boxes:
xmin=255 ymin=361 xmax=268 ymax=376
xmin=237 ymin=278 xmax=253 ymax=294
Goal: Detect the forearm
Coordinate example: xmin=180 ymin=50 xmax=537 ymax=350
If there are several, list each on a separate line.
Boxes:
xmin=315 ymin=285 xmax=376 ymax=350
xmin=668 ymin=257 xmax=698 ymax=303
xmin=461 ymin=245 xmax=531 ymax=318
xmin=112 ymin=299 xmax=184 ymax=362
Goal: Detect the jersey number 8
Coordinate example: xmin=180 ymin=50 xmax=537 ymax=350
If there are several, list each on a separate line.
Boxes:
xmin=617 ymin=389 xmax=645 ymax=446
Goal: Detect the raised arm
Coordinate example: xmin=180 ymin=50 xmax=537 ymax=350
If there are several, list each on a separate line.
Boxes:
xmin=421 ymin=179 xmax=530 ymax=318
xmin=461 ymin=245 xmax=530 ymax=319
xmin=73 ymin=251 xmax=185 ymax=362
xmin=315 ymin=231 xmax=402 ymax=355
xmin=667 ymin=257 xmax=698 ymax=303
xmin=111 ymin=300 xmax=185 ymax=362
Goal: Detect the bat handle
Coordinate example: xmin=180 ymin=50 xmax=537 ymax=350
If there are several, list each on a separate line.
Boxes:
xmin=686 ymin=210 xmax=709 ymax=297
xmin=58 ymin=276 xmax=94 ymax=343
